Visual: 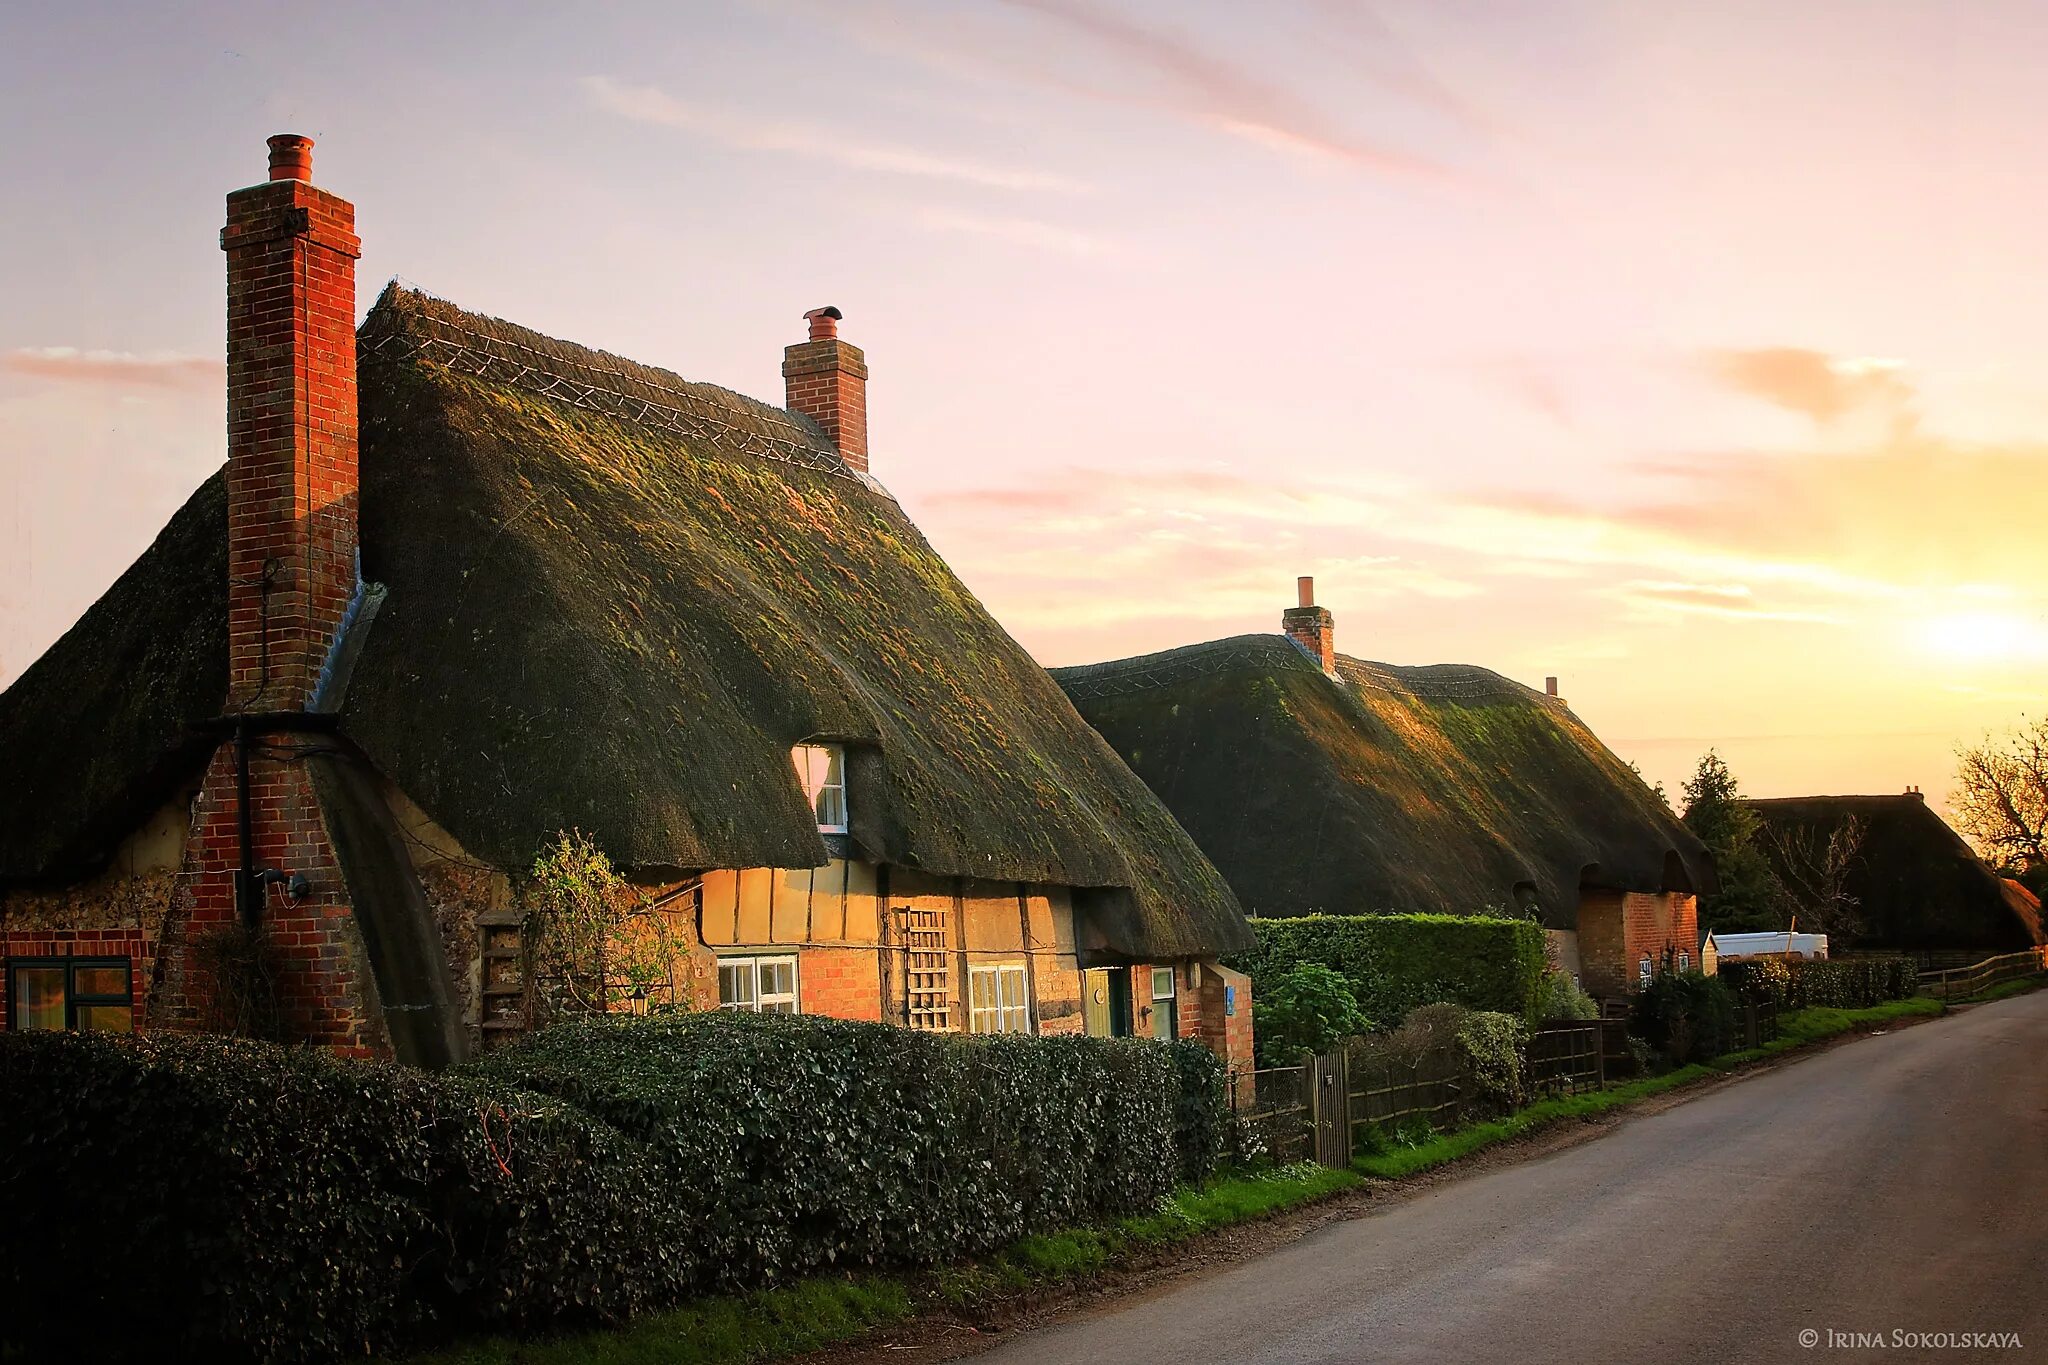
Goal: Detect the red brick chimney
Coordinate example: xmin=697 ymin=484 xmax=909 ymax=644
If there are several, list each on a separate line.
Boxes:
xmin=782 ymin=305 xmax=869 ymax=473
xmin=220 ymin=133 xmax=361 ymax=708
xmin=1282 ymin=576 xmax=1336 ymax=674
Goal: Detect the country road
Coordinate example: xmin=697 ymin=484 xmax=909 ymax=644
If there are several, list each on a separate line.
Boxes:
xmin=980 ymin=995 xmax=2048 ymax=1364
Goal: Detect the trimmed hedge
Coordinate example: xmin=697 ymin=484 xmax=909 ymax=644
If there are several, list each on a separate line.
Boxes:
xmin=0 ymin=1013 xmax=1224 ymax=1362
xmin=1224 ymin=913 xmax=1548 ymax=1029
xmin=1719 ymin=955 xmax=1917 ymax=1009
xmin=1631 ymin=970 xmax=1738 ymax=1064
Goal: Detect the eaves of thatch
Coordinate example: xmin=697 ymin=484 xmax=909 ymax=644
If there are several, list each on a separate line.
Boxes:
xmin=1053 ymin=635 xmax=1713 ymax=928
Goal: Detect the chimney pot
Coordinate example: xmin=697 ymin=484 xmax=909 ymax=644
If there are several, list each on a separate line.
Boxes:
xmin=266 ymin=133 xmax=314 ymax=182
xmin=1282 ymin=577 xmax=1336 ymax=676
xmin=1297 ymin=576 xmax=1315 ymax=608
xmin=1545 ymin=676 xmax=1559 ymax=697
xmin=804 ymin=305 xmax=843 ymax=341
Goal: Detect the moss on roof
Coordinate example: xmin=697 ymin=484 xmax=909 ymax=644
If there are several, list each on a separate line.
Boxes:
xmin=1746 ymin=794 xmax=2042 ymax=951
xmin=0 ymin=285 xmax=1247 ymax=960
xmin=1052 ymin=636 xmax=1712 ymax=927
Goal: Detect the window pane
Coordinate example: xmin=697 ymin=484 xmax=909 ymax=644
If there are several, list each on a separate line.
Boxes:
xmin=718 ymin=962 xmax=754 ymax=1010
xmin=816 ymin=784 xmax=847 ymax=830
xmin=1000 ymin=967 xmax=1024 ymax=1010
xmin=11 ymin=967 xmax=65 ymax=1031
xmin=73 ymin=964 xmax=129 ymax=999
xmin=77 ymin=1004 xmax=132 ymax=1033
xmin=1152 ymin=966 xmax=1176 ymax=1002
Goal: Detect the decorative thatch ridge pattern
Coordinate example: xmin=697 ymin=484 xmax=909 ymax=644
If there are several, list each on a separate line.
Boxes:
xmin=1746 ymin=794 xmax=2043 ymax=951
xmin=1054 ymin=635 xmax=1713 ymax=927
xmin=0 ymin=286 xmax=1248 ymax=961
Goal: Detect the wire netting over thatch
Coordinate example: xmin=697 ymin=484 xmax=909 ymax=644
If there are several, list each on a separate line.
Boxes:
xmin=1054 ymin=635 xmax=1712 ymax=928
xmin=1747 ymin=794 xmax=2043 ymax=951
xmin=0 ymin=284 xmax=1247 ymax=961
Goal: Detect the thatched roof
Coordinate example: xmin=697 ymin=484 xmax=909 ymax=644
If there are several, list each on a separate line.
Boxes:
xmin=1052 ymin=635 xmax=1712 ymax=927
xmin=1746 ymin=794 xmax=2043 ymax=951
xmin=0 ymin=285 xmax=1246 ymax=960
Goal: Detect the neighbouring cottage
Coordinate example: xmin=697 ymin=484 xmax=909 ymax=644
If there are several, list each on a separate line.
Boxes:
xmin=1052 ymin=578 xmax=1717 ymax=1002
xmin=0 ymin=136 xmax=1254 ymax=1072
xmin=1746 ymin=792 xmax=2044 ymax=956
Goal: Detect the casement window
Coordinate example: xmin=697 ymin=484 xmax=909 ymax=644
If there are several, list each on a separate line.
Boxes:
xmin=1638 ymin=955 xmax=1655 ymax=987
xmin=717 ymin=954 xmax=799 ymax=1014
xmin=793 ymin=744 xmax=848 ymax=833
xmin=1150 ymin=965 xmax=1179 ymax=1041
xmin=968 ymin=963 xmax=1031 ymax=1034
xmin=1677 ymin=951 xmax=1691 ymax=973
xmin=8 ymin=958 xmax=133 ymax=1032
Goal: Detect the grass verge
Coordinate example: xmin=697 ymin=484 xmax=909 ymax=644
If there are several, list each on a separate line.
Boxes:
xmin=401 ymin=1165 xmax=1360 ymax=1365
xmin=1946 ymin=974 xmax=2048 ymax=1006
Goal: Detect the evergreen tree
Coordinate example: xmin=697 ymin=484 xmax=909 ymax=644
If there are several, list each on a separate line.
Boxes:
xmin=1680 ymin=750 xmax=1790 ymax=934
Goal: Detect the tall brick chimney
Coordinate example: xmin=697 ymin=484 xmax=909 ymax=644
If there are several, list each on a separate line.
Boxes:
xmin=220 ymin=133 xmax=361 ymax=708
xmin=1282 ymin=576 xmax=1336 ymax=675
xmin=783 ymin=305 xmax=869 ymax=473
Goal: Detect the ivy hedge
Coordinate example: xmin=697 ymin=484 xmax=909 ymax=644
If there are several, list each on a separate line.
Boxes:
xmin=0 ymin=1014 xmax=1225 ymax=1364
xmin=1224 ymin=913 xmax=1549 ymax=1030
xmin=1720 ymin=955 xmax=1918 ymax=1009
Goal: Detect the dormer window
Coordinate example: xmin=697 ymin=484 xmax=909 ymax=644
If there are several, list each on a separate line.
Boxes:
xmin=793 ymin=744 xmax=848 ymax=833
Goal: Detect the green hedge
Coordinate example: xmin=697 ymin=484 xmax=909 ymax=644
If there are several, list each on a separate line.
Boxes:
xmin=1784 ymin=956 xmax=1918 ymax=1009
xmin=0 ymin=1030 xmax=684 ymax=1363
xmin=1631 ymin=970 xmax=1738 ymax=1064
xmin=1224 ymin=913 xmax=1548 ymax=1030
xmin=0 ymin=1014 xmax=1224 ymax=1363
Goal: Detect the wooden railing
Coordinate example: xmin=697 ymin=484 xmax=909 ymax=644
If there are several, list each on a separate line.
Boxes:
xmin=1917 ymin=948 xmax=2047 ymax=1002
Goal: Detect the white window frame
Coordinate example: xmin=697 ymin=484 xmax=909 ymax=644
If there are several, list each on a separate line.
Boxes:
xmin=1150 ymin=965 xmax=1179 ymax=1041
xmin=968 ymin=962 xmax=1032 ymax=1034
xmin=1638 ymin=954 xmax=1655 ymax=987
xmin=793 ymin=744 xmax=849 ymax=834
xmin=1677 ymin=950 xmax=1691 ymax=973
xmin=717 ymin=954 xmax=800 ymax=1014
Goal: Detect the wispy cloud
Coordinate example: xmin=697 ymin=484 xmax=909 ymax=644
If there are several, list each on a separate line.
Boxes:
xmin=582 ymin=75 xmax=1085 ymax=193
xmin=1704 ymin=346 xmax=1915 ymax=428
xmin=2 ymin=347 xmax=220 ymax=390
xmin=993 ymin=0 xmax=1453 ymax=180
xmin=908 ymin=205 xmax=1122 ymax=257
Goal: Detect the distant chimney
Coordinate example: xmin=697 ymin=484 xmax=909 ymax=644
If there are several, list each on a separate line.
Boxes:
xmin=1907 ymin=785 xmax=1924 ymax=801
xmin=1545 ymin=676 xmax=1559 ymax=697
xmin=783 ymin=305 xmax=869 ymax=474
xmin=1282 ymin=576 xmax=1336 ymax=675
xmin=220 ymin=133 xmax=361 ymax=707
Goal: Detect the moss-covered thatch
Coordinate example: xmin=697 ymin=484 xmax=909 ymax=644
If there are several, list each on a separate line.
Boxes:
xmin=0 ymin=285 xmax=1246 ymax=960
xmin=1746 ymin=794 xmax=2043 ymax=951
xmin=0 ymin=477 xmax=226 ymax=882
xmin=1052 ymin=636 xmax=1712 ymax=928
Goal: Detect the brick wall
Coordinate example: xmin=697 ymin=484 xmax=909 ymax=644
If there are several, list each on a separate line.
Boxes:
xmin=799 ymin=945 xmax=885 ymax=1022
xmin=1579 ymin=888 xmax=1700 ymax=999
xmin=1180 ymin=960 xmax=1254 ymax=1082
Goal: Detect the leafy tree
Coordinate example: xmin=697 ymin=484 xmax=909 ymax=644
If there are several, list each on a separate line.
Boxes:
xmin=1253 ymin=961 xmax=1366 ymax=1064
xmin=1953 ymin=717 xmax=2048 ymax=881
xmin=1681 ymin=750 xmax=1790 ymax=934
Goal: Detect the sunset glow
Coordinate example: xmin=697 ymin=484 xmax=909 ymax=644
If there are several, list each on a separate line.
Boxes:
xmin=4 ymin=1 xmax=2046 ymax=816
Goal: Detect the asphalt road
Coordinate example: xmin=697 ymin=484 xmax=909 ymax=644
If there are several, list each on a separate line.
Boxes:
xmin=981 ymin=994 xmax=2048 ymax=1364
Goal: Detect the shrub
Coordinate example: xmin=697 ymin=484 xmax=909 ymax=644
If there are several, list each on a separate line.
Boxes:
xmin=0 ymin=1030 xmax=683 ymax=1364
xmin=1534 ymin=968 xmax=1600 ymax=1021
xmin=1252 ymin=960 xmax=1367 ymax=1064
xmin=1631 ymin=970 xmax=1738 ymax=1064
xmin=1719 ymin=956 xmax=1792 ymax=1006
xmin=1786 ymin=956 xmax=1917 ymax=1009
xmin=1166 ymin=1038 xmax=1229 ymax=1184
xmin=1452 ymin=1009 xmax=1529 ymax=1111
xmin=1225 ymin=913 xmax=1548 ymax=1030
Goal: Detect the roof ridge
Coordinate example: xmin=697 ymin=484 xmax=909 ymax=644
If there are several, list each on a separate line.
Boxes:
xmin=358 ymin=283 xmax=893 ymax=496
xmin=1051 ymin=635 xmax=1300 ymax=699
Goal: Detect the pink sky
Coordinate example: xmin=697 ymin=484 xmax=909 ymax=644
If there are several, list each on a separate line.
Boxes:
xmin=3 ymin=1 xmax=2046 ymax=815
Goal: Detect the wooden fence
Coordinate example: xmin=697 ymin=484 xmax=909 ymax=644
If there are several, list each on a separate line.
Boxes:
xmin=1230 ymin=1018 xmax=1611 ymax=1170
xmin=1917 ymin=948 xmax=2048 ymax=1003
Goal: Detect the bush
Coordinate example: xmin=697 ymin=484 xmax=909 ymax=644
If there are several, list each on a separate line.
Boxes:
xmin=0 ymin=1013 xmax=1217 ymax=1363
xmin=1226 ymin=913 xmax=1548 ymax=1030
xmin=1786 ymin=956 xmax=1917 ymax=1009
xmin=1534 ymin=968 xmax=1600 ymax=1021
xmin=1348 ymin=1003 xmax=1527 ymax=1118
xmin=1631 ymin=970 xmax=1738 ymax=1064
xmin=1719 ymin=956 xmax=1792 ymax=1006
xmin=1252 ymin=960 xmax=1367 ymax=1064
xmin=0 ymin=1030 xmax=683 ymax=1364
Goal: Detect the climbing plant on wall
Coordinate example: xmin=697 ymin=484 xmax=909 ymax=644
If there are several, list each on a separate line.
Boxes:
xmin=525 ymin=831 xmax=682 ymax=1019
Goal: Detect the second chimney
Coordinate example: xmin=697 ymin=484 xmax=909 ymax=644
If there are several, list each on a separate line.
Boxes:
xmin=1282 ymin=576 xmax=1336 ymax=675
xmin=783 ymin=305 xmax=869 ymax=473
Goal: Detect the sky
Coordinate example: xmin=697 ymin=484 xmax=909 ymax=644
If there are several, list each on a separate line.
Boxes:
xmin=3 ymin=0 xmax=2047 ymax=816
